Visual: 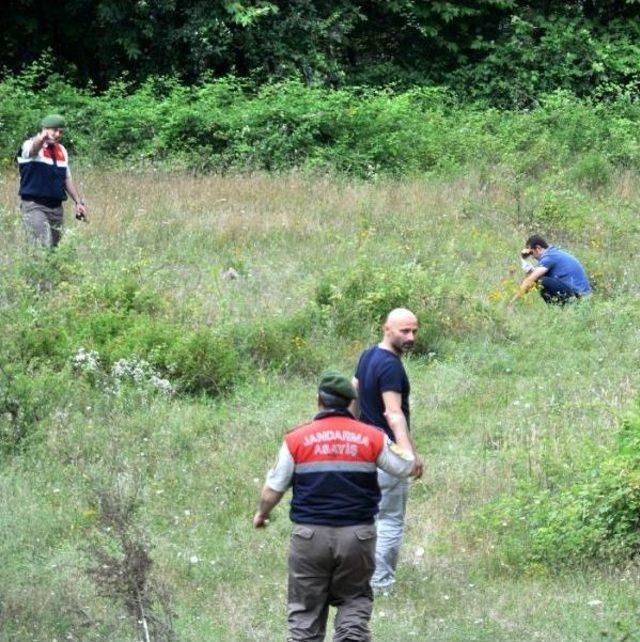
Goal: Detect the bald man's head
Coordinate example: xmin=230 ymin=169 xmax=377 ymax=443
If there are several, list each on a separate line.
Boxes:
xmin=385 ymin=308 xmax=417 ymax=326
xmin=382 ymin=308 xmax=419 ymax=354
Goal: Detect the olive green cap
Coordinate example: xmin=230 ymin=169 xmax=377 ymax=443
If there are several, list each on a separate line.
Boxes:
xmin=41 ymin=114 xmax=66 ymax=129
xmin=318 ymin=369 xmax=356 ymax=401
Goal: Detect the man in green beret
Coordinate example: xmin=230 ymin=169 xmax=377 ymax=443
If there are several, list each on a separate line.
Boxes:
xmin=254 ymin=369 xmax=416 ymax=641
xmin=17 ymin=113 xmax=88 ymax=247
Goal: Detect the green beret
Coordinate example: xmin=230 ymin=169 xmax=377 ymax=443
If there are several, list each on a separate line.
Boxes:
xmin=318 ymin=369 xmax=356 ymax=401
xmin=41 ymin=114 xmax=66 ymax=129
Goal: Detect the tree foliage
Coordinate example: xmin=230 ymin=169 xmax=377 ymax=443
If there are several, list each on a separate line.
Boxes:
xmin=3 ymin=1 xmax=640 ymax=103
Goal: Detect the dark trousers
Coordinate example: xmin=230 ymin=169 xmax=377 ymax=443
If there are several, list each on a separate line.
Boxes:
xmin=287 ymin=523 xmax=376 ymax=642
xmin=539 ymin=276 xmax=581 ymax=305
xmin=21 ymin=200 xmax=64 ymax=248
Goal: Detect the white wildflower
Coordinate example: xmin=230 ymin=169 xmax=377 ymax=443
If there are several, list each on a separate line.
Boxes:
xmin=72 ymin=347 xmax=100 ymax=373
xmin=150 ymin=375 xmax=175 ymax=395
xmin=110 ymin=358 xmax=174 ymax=395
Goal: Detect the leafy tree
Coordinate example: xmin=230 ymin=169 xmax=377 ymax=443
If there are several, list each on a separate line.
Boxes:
xmin=2 ymin=0 xmax=278 ymax=84
xmin=3 ymin=0 xmax=640 ymax=103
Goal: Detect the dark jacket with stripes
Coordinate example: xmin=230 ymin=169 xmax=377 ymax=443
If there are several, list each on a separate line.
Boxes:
xmin=18 ymin=140 xmax=70 ymax=206
xmin=285 ymin=410 xmax=386 ymax=526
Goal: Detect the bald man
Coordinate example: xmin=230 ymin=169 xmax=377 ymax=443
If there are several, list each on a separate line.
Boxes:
xmin=354 ymin=308 xmax=423 ymax=592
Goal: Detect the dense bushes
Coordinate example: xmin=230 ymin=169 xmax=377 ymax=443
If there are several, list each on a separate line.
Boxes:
xmin=315 ymin=260 xmax=427 ymax=339
xmin=0 ymin=249 xmax=331 ymax=451
xmin=454 ymin=15 xmax=640 ymax=109
xmin=0 ymin=365 xmax=70 ymax=454
xmin=4 ymin=65 xmax=640 ymax=178
xmin=473 ymin=403 xmax=640 ymax=570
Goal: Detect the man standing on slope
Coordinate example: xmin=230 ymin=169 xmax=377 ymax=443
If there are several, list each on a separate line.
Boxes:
xmin=354 ymin=308 xmax=423 ymax=592
xmin=17 ymin=114 xmax=88 ymax=247
xmin=513 ymin=234 xmax=591 ymax=305
xmin=254 ymin=370 xmax=416 ymax=641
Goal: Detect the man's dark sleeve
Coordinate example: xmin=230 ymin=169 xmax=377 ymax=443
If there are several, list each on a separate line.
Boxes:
xmin=377 ymin=358 xmax=404 ymax=393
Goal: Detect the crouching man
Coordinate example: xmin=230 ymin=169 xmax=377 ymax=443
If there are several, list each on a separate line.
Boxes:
xmin=253 ymin=370 xmax=416 ymax=642
xmin=513 ymin=234 xmax=592 ymax=305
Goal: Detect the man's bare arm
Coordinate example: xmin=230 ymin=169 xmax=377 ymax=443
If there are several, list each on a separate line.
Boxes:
xmin=253 ymin=485 xmax=285 ymax=528
xmin=351 ymin=377 xmax=360 ymax=418
xmin=512 ymin=266 xmax=548 ymax=302
xmin=382 ymin=390 xmax=423 ymax=478
xmin=65 ymin=176 xmax=88 ymax=220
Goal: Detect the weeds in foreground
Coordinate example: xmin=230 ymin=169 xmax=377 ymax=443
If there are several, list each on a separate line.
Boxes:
xmin=86 ymin=483 xmax=176 ymax=642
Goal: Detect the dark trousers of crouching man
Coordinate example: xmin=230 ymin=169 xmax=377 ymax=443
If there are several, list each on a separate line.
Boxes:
xmin=253 ymin=370 xmax=415 ymax=642
xmin=539 ymin=276 xmax=584 ymax=305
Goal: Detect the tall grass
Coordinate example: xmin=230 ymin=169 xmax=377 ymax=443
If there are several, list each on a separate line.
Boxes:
xmin=1 ymin=166 xmax=640 ymax=640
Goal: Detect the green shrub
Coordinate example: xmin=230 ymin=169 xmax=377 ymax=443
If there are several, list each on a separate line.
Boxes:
xmin=315 ymin=259 xmax=430 ymax=339
xmin=526 ymin=188 xmax=591 ymax=234
xmin=2 ymin=262 xmax=246 ymax=397
xmin=237 ymin=307 xmax=328 ymax=376
xmin=473 ymin=401 xmax=640 ymax=570
xmin=71 ymin=269 xmax=164 ymax=316
xmin=68 ymin=313 xmax=243 ymax=397
xmin=90 ymin=78 xmax=163 ymax=159
xmin=315 ymin=258 xmax=510 ymax=353
xmin=570 ymin=152 xmax=612 ymax=190
xmin=5 ymin=68 xmax=640 ymax=177
xmin=165 ymin=328 xmax=243 ymax=396
xmin=16 ymin=319 xmax=70 ymax=364
xmin=98 ymin=317 xmax=179 ymax=367
xmin=455 ymin=16 xmax=640 ymax=109
xmin=0 ymin=365 xmax=70 ymax=454
xmin=13 ymin=239 xmax=85 ymax=294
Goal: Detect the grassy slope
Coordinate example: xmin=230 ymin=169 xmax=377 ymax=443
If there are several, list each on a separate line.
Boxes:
xmin=1 ymin=168 xmax=640 ymax=641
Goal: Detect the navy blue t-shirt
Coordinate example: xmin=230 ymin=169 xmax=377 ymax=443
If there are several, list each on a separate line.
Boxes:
xmin=355 ymin=346 xmax=410 ymax=441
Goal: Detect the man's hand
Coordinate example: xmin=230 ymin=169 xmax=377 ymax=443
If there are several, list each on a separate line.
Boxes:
xmin=412 ymin=455 xmax=424 ymax=479
xmin=40 ymin=131 xmax=52 ymax=145
xmin=253 ymin=511 xmax=269 ymax=528
xmin=254 ymin=485 xmax=284 ymax=528
xmin=512 ymin=265 xmax=548 ymax=305
xmin=508 ymin=292 xmax=521 ymax=308
xmin=27 ymin=129 xmax=55 ymax=157
xmin=39 ymin=129 xmax=56 ymax=146
xmin=74 ymin=201 xmax=88 ymax=222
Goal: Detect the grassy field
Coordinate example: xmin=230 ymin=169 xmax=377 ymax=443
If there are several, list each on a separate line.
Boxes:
xmin=1 ymin=167 xmax=640 ymax=641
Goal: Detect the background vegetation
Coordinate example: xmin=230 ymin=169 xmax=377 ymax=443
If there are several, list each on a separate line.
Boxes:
xmin=3 ymin=1 xmax=640 ymax=639
xmin=4 ymin=0 xmax=640 ymax=107
xmin=4 ymin=62 xmax=640 ymax=181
